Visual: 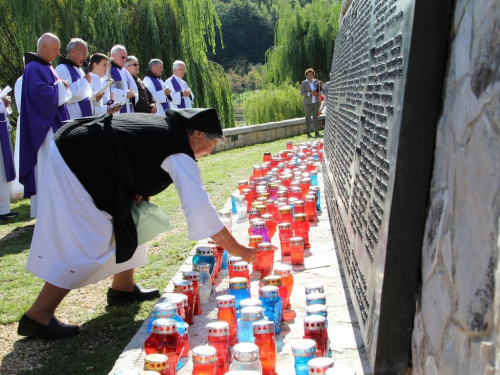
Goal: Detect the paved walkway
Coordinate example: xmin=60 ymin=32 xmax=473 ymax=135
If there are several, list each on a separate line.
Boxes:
xmin=110 ymin=169 xmax=372 ymax=374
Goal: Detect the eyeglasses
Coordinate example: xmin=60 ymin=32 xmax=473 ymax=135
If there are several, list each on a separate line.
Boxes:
xmin=128 ymin=63 xmax=139 ymax=67
xmin=75 ymin=49 xmax=89 ymax=57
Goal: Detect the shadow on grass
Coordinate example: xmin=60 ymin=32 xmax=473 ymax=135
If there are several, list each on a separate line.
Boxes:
xmin=2 ymin=303 xmax=143 ymax=375
xmin=0 ymin=202 xmax=32 ymax=226
xmin=0 ymin=224 xmax=34 ymax=258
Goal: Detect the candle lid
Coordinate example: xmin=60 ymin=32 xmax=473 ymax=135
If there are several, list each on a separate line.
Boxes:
xmin=151 ymin=318 xmax=178 ymax=335
xmin=173 ymin=279 xmax=193 ymax=292
xmin=218 ymin=209 xmax=232 ymax=218
xmin=249 ymin=235 xmax=263 ymax=244
xmin=240 ymin=306 xmax=265 ymax=321
xmin=294 ymin=213 xmax=307 ymax=222
xmin=251 ymin=220 xmax=267 ymax=229
xmin=269 ymin=183 xmax=280 ymax=190
xmin=254 ymin=177 xmax=267 ymax=184
xmin=238 ymin=179 xmax=249 ymax=186
xmin=325 ymin=365 xmax=357 ymax=375
xmin=278 ymin=205 xmax=292 ymax=214
xmin=233 ymin=343 xmax=260 ymax=362
xmin=291 ymin=187 xmax=302 ymax=193
xmin=295 ymin=200 xmax=305 ymax=207
xmin=113 ymin=368 xmax=141 ymax=375
xmin=281 ymin=174 xmax=293 ymax=181
xmin=252 ymin=320 xmax=275 ymax=334
xmin=233 ymin=261 xmax=249 ymax=271
xmin=248 ymin=208 xmax=261 ymax=216
xmin=144 ymin=354 xmax=168 ymax=371
xmin=193 ymin=263 xmax=210 ymax=273
xmin=274 ymin=264 xmax=292 ymax=277
xmin=256 ymin=197 xmax=268 ymax=203
xmin=242 ymin=188 xmax=252 ymax=194
xmin=290 ymin=237 xmax=304 ymax=246
xmin=259 ymin=191 xmax=270 ymax=197
xmin=301 ymin=177 xmax=312 ymax=184
xmin=259 ymin=285 xmax=279 ymax=298
xmin=195 ymin=245 xmax=215 ymax=256
xmin=257 ymin=242 xmax=274 ymax=251
xmin=192 ymin=345 xmax=217 ymax=364
xmin=216 ymin=295 xmax=236 ymax=308
xmin=305 ymin=195 xmax=316 ymax=202
xmin=263 ymin=275 xmax=283 ymax=286
xmin=182 ymin=271 xmax=199 ymax=281
xmin=304 ymin=315 xmax=327 ymax=330
xmin=206 ymin=321 xmax=229 ymax=337
xmin=291 ymin=339 xmax=317 ymax=357
xmin=309 ymin=170 xmax=318 ymax=175
xmin=308 ymin=357 xmax=335 ymax=373
xmin=261 ymin=214 xmax=274 ymax=222
xmin=305 ymin=282 xmax=324 ymax=294
xmin=278 ymin=223 xmax=292 ymax=230
xmin=140 ymin=372 xmax=161 ymax=375
xmin=306 ymin=292 xmax=327 ymax=305
xmin=306 ymin=304 xmax=328 ymax=317
xmin=228 ymin=256 xmax=243 ymax=266
xmin=253 ymin=164 xmax=262 ymax=170
xmin=168 ymin=293 xmax=188 ymax=307
xmin=277 ymin=198 xmax=288 ymax=206
xmin=277 ymin=191 xmax=288 ymax=199
xmin=239 ymin=298 xmax=262 ymax=310
xmin=229 ymin=277 xmax=248 ymax=289
xmin=151 ymin=302 xmax=177 ymax=319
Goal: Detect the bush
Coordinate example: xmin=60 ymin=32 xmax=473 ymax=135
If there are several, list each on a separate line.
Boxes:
xmin=242 ymin=81 xmax=303 ymax=125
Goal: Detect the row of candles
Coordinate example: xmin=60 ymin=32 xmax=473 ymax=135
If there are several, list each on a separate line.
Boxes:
xmin=114 ymin=141 xmax=355 ymax=375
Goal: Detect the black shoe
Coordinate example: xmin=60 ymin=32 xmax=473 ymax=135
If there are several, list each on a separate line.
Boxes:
xmin=107 ymin=284 xmax=160 ymax=306
xmin=307 ymin=133 xmax=312 ymax=138
xmin=315 ymin=132 xmax=320 ymax=137
xmin=0 ymin=212 xmax=19 ymax=221
xmin=17 ymin=314 xmax=79 ymax=339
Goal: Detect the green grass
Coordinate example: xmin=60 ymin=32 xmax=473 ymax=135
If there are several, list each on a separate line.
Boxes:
xmin=0 ymin=133 xmax=311 ymax=374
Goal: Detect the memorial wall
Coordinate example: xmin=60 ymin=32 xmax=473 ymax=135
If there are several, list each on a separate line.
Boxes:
xmin=323 ymin=0 xmax=452 ymax=373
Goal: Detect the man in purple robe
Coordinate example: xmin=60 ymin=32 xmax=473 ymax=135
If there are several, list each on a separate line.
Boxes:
xmin=166 ymin=60 xmax=194 ymax=109
xmin=55 ymin=38 xmax=93 ymax=119
xmin=109 ymin=45 xmax=138 ymax=113
xmin=20 ymin=33 xmax=72 ymax=218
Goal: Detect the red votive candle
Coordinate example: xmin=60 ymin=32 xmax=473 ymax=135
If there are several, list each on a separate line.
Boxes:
xmin=290 ymin=237 xmax=305 ymax=265
xmin=256 ymin=242 xmax=275 ymax=278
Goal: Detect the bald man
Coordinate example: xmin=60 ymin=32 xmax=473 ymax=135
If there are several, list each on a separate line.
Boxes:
xmin=20 ymin=33 xmax=72 ymax=217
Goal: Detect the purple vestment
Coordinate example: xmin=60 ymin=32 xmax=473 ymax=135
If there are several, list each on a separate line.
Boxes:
xmin=111 ymin=65 xmax=134 ymax=114
xmin=0 ymin=113 xmax=15 ymax=182
xmin=20 ymin=53 xmax=70 ymax=198
xmin=169 ymin=75 xmax=187 ymax=108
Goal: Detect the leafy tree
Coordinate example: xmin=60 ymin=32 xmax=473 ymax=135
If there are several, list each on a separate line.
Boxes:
xmin=0 ymin=0 xmax=235 ymax=127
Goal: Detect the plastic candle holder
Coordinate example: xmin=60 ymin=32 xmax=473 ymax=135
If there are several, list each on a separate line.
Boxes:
xmin=290 ymin=237 xmax=305 ymax=265
xmin=256 ymin=242 xmax=275 ymax=278
xmin=216 ymin=295 xmax=238 ymax=346
xmin=274 ymin=264 xmax=294 ymax=309
xmin=292 ymin=339 xmax=317 ymax=375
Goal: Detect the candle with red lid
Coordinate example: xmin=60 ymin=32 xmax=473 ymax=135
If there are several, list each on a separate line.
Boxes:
xmin=233 ymin=261 xmax=250 ymax=281
xmin=278 ymin=205 xmax=293 ymax=224
xmin=261 ymin=213 xmax=277 ymax=240
xmin=144 ymin=319 xmax=182 ymax=375
xmin=263 ymin=275 xmax=288 ymax=318
xmin=173 ymin=280 xmax=195 ymax=325
xmin=206 ymin=322 xmax=230 ymax=375
xmin=252 ymin=321 xmax=277 ymax=375
xmin=191 ymin=345 xmax=218 ymax=375
xmin=278 ymin=223 xmax=293 ymax=256
xmin=216 ymin=295 xmax=238 ymax=346
xmin=228 ymin=256 xmax=242 ymax=279
xmin=293 ymin=214 xmax=311 ymax=248
xmin=274 ymin=264 xmax=294 ymax=308
xmin=290 ymin=237 xmax=305 ymax=265
xmin=182 ymin=271 xmax=201 ymax=316
xmin=256 ymin=242 xmax=275 ymax=278
xmin=248 ymin=234 xmax=263 ymax=271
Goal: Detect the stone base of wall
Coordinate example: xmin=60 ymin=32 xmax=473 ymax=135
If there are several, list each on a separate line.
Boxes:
xmin=214 ymin=116 xmax=325 ymax=153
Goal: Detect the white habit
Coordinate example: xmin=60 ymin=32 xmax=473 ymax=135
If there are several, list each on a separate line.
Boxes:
xmin=166 ymin=75 xmax=194 ymax=109
xmin=26 ymin=146 xmax=224 ymax=289
xmin=90 ymin=73 xmax=112 ymax=116
xmin=143 ymin=76 xmax=173 ymax=117
xmin=55 ymin=64 xmax=92 ymax=119
xmin=11 ymin=76 xmax=24 ymax=196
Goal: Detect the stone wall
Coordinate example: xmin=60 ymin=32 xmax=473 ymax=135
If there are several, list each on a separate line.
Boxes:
xmin=411 ymin=1 xmax=500 ymax=374
xmin=213 ymin=116 xmax=325 ymax=153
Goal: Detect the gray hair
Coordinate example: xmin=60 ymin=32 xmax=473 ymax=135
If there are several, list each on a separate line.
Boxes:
xmin=149 ymin=59 xmax=163 ymax=69
xmin=186 ymin=126 xmax=225 ymax=142
xmin=173 ymin=60 xmax=186 ymax=70
xmin=66 ymin=38 xmax=87 ymax=54
xmin=111 ymin=44 xmax=126 ymax=55
xmin=125 ymin=56 xmax=138 ymax=66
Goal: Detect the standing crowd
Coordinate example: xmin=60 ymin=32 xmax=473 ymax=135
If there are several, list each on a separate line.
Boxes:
xmin=0 ymin=33 xmax=195 ymax=220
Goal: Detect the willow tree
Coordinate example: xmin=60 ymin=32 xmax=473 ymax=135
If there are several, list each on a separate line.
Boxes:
xmin=265 ymin=0 xmax=342 ymax=84
xmin=0 ymin=0 xmax=235 ymax=127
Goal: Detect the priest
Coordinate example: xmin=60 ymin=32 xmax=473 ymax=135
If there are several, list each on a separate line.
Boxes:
xmin=124 ymin=56 xmax=156 ymax=114
xmin=19 ymin=33 xmax=72 ymax=218
xmin=109 ymin=45 xmax=138 ymax=113
xmin=55 ymin=38 xmax=93 ymax=119
xmin=143 ymin=59 xmax=173 ymax=117
xmin=0 ymin=96 xmax=18 ymax=220
xmin=166 ymin=60 xmax=194 ymax=109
